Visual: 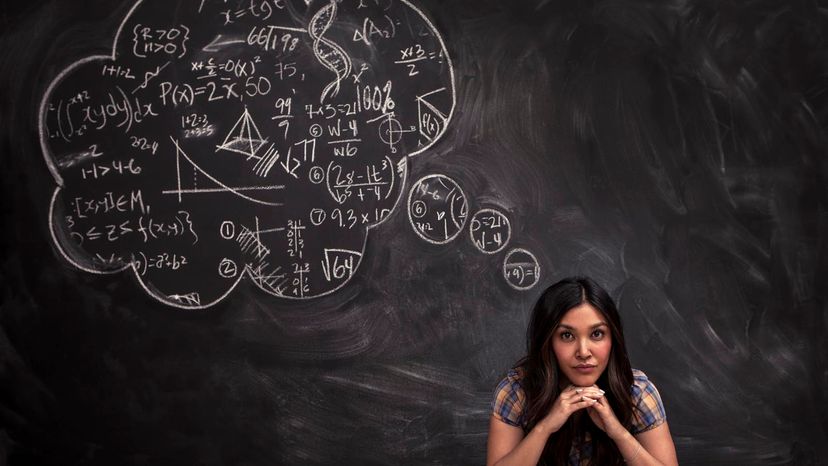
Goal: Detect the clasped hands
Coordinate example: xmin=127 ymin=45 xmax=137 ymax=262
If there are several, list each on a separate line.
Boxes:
xmin=540 ymin=384 xmax=627 ymax=440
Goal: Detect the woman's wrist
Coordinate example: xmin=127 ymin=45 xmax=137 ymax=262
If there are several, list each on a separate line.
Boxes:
xmin=610 ymin=430 xmax=645 ymax=463
xmin=608 ymin=426 xmax=633 ymax=442
xmin=534 ymin=417 xmax=559 ymax=437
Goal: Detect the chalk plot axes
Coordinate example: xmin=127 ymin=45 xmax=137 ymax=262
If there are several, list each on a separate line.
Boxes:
xmin=164 ymin=137 xmax=285 ymax=206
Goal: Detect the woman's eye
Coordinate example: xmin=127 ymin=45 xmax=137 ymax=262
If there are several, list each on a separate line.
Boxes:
xmin=560 ymin=331 xmax=573 ymax=340
xmin=592 ymin=330 xmax=605 ymax=339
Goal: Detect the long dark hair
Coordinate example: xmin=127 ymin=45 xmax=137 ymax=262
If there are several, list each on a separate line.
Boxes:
xmin=517 ymin=277 xmax=634 ymax=465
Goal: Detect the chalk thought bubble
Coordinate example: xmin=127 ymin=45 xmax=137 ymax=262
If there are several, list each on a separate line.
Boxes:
xmin=40 ymin=0 xmax=455 ymax=308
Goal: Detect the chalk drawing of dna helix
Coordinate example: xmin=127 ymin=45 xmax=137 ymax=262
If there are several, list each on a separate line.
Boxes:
xmin=309 ymin=1 xmax=352 ymax=103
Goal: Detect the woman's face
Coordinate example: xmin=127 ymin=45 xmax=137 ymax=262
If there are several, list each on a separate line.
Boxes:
xmin=551 ymin=303 xmax=612 ymax=387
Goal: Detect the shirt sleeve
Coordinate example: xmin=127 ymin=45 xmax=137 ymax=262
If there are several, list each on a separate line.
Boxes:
xmin=491 ymin=369 xmax=526 ymax=428
xmin=629 ymin=369 xmax=667 ymax=435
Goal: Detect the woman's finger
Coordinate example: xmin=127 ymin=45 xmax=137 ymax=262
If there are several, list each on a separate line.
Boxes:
xmin=573 ymin=394 xmax=600 ymax=405
xmin=561 ymin=388 xmax=584 ymax=400
xmin=589 ymin=396 xmax=619 ymax=424
xmin=589 ymin=396 xmax=606 ymax=411
xmin=569 ymin=397 xmax=599 ymax=412
xmin=574 ymin=388 xmax=604 ymax=400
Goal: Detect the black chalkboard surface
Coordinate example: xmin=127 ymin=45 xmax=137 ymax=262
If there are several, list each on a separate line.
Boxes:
xmin=1 ymin=0 xmax=826 ymax=464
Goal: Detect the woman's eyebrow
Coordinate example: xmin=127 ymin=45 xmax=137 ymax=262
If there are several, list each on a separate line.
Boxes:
xmin=557 ymin=322 xmax=608 ymax=330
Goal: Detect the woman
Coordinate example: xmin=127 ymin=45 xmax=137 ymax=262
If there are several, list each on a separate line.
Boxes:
xmin=487 ymin=277 xmax=678 ymax=465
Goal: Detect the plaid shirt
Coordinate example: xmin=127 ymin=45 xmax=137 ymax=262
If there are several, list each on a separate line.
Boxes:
xmin=491 ymin=368 xmax=666 ymax=465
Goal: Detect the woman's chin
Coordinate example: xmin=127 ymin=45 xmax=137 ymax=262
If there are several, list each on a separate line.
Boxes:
xmin=565 ymin=372 xmax=599 ymax=387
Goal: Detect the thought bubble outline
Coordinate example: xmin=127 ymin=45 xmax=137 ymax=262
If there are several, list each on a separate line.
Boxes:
xmin=39 ymin=0 xmax=453 ymax=308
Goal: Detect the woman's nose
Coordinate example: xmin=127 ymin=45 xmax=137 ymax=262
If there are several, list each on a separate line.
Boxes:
xmin=576 ymin=339 xmax=591 ymax=359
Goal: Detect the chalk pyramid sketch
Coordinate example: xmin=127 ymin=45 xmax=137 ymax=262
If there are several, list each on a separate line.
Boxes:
xmin=216 ymin=107 xmax=267 ymax=159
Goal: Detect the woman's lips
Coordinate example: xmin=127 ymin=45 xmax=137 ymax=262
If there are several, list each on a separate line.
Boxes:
xmin=573 ymin=365 xmax=596 ymax=373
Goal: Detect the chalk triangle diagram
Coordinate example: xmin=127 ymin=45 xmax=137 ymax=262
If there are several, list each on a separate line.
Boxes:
xmin=414 ymin=88 xmax=450 ymax=147
xmin=216 ymin=107 xmax=267 ymax=159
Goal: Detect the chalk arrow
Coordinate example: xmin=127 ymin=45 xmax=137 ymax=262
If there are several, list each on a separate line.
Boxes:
xmin=202 ymin=35 xmax=247 ymax=52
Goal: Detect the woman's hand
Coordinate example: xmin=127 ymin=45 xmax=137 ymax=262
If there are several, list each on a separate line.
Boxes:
xmin=586 ymin=389 xmax=627 ymax=440
xmin=540 ymin=385 xmax=605 ymax=433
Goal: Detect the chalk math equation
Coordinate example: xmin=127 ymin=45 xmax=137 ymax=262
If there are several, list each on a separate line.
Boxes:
xmin=405 ymin=173 xmax=541 ymax=291
xmin=40 ymin=0 xmax=455 ymax=308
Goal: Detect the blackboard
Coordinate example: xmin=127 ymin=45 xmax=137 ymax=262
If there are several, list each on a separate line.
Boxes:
xmin=1 ymin=0 xmax=826 ymax=464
